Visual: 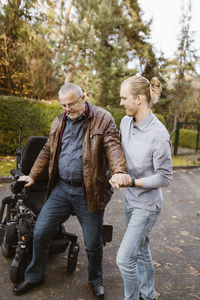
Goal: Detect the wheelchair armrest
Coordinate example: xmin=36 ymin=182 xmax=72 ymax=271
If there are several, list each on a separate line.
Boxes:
xmin=11 ymin=180 xmax=26 ymax=194
xmin=10 ymin=169 xmax=24 ymax=177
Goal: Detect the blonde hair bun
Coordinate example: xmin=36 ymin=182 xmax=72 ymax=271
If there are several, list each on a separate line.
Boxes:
xmin=150 ymin=77 xmax=162 ymax=104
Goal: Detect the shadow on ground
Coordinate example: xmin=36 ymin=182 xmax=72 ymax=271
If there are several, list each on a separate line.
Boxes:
xmin=0 ymin=168 xmax=200 ymax=300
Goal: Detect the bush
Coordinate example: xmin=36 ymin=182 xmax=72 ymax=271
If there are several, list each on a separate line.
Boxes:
xmin=106 ymin=107 xmax=125 ymax=129
xmin=0 ymin=97 xmax=126 ymax=155
xmin=155 ymin=113 xmax=165 ymax=125
xmin=171 ymin=128 xmax=197 ymax=150
xmin=0 ymin=96 xmax=62 ymax=155
xmin=0 ymin=96 xmax=167 ymax=155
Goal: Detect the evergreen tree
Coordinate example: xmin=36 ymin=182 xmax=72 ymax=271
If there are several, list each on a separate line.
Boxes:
xmin=0 ymin=0 xmax=56 ymax=98
xmin=56 ymin=0 xmax=158 ymax=107
xmin=165 ymin=0 xmax=199 ymax=130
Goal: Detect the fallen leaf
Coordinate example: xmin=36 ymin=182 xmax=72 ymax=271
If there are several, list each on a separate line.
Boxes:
xmin=166 ymin=263 xmax=172 ymax=266
xmin=155 ymin=291 xmax=161 ymax=298
xmin=153 ymin=260 xmax=161 ymax=268
xmin=180 ymin=239 xmax=185 ymax=244
xmin=180 ymin=231 xmax=192 ymax=237
xmin=115 ymin=282 xmax=124 ymax=287
xmin=191 ymin=294 xmax=200 ymax=299
xmin=188 ymin=266 xmax=200 ymax=277
xmin=165 ymin=245 xmax=183 ymax=254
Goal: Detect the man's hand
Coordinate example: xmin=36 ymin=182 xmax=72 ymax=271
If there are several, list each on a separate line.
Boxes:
xmin=18 ymin=175 xmax=35 ymax=187
xmin=109 ymin=173 xmax=132 ymax=189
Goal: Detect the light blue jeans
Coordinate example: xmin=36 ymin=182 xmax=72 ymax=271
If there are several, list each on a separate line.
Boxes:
xmin=116 ymin=206 xmax=161 ymax=300
xmin=25 ymin=180 xmax=104 ymax=285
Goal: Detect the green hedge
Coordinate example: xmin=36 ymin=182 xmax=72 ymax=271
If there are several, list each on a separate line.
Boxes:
xmin=0 ymin=96 xmax=166 ymax=155
xmin=171 ymin=128 xmax=198 ymax=150
xmin=0 ymin=96 xmax=62 ymax=155
xmin=106 ymin=107 xmax=125 ymax=128
xmin=155 ymin=113 xmax=165 ymax=125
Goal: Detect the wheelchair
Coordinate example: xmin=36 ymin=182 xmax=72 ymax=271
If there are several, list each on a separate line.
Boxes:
xmin=0 ymin=126 xmax=80 ymax=283
xmin=0 ymin=126 xmax=113 ymax=284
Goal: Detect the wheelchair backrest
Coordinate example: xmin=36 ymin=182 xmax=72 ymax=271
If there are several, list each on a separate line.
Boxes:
xmin=21 ymin=136 xmax=48 ymax=214
xmin=21 ymin=136 xmax=48 ymax=177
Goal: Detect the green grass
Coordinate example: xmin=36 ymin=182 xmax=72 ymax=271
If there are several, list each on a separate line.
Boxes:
xmin=0 ymin=156 xmax=16 ymax=176
xmin=172 ymin=156 xmax=192 ymax=166
xmin=172 ymin=155 xmax=200 ymax=167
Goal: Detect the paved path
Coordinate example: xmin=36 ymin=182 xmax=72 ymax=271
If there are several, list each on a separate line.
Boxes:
xmin=0 ymin=168 xmax=200 ymax=300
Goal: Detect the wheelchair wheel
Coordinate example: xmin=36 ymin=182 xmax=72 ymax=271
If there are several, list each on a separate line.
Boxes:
xmin=1 ymin=239 xmax=15 ymax=258
xmin=1 ymin=224 xmax=17 ymax=258
xmin=67 ymin=242 xmax=79 ymax=273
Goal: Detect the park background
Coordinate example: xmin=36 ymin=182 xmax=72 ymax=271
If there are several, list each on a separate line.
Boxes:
xmin=0 ymin=0 xmax=200 ymax=174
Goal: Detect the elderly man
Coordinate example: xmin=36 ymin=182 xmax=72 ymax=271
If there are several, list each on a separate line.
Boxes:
xmin=13 ymin=83 xmax=131 ymax=298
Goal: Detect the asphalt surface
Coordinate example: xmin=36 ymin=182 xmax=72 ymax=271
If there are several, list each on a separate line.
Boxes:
xmin=0 ymin=168 xmax=200 ymax=300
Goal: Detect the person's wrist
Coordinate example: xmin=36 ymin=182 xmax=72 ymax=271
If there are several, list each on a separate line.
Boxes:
xmin=131 ymin=179 xmax=135 ymax=187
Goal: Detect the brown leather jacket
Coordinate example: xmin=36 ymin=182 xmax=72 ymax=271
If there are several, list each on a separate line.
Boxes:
xmin=29 ymin=103 xmax=127 ymax=212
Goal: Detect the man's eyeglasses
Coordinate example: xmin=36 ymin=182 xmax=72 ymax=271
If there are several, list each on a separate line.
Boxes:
xmin=60 ymin=95 xmax=83 ymax=109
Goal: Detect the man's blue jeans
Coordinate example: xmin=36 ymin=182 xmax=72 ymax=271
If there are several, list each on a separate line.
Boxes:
xmin=25 ymin=180 xmax=104 ymax=285
xmin=116 ymin=207 xmax=161 ymax=300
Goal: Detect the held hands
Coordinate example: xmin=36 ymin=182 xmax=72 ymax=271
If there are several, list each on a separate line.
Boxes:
xmin=18 ymin=175 xmax=35 ymax=187
xmin=109 ymin=173 xmax=132 ymax=189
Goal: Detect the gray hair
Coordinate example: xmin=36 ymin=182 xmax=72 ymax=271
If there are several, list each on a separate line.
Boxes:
xmin=58 ymin=83 xmax=83 ymax=98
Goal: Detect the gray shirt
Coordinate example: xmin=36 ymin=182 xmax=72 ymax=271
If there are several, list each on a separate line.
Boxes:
xmin=58 ymin=114 xmax=85 ymax=182
xmin=120 ymin=111 xmax=172 ymax=211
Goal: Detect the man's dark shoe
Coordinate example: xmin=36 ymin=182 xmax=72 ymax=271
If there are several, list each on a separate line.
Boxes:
xmin=91 ymin=282 xmax=104 ymax=298
xmin=13 ymin=279 xmax=44 ymax=295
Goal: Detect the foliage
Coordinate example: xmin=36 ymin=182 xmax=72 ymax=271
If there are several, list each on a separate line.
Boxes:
xmin=0 ymin=0 xmax=57 ymax=99
xmin=106 ymin=107 xmax=125 ymax=129
xmin=0 ymin=96 xmax=62 ymax=154
xmin=154 ymin=113 xmax=165 ymax=125
xmin=0 ymin=156 xmax=16 ymax=176
xmin=0 ymin=0 xmax=163 ymax=104
xmin=160 ymin=0 xmax=200 ymax=131
xmin=0 ymin=95 xmax=168 ymax=155
xmin=0 ymin=0 xmax=199 ymax=128
xmin=171 ymin=128 xmax=198 ymax=150
xmin=0 ymin=96 xmax=123 ymax=155
xmin=172 ymin=154 xmax=200 ymax=167
xmin=55 ymin=0 xmax=161 ymax=107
